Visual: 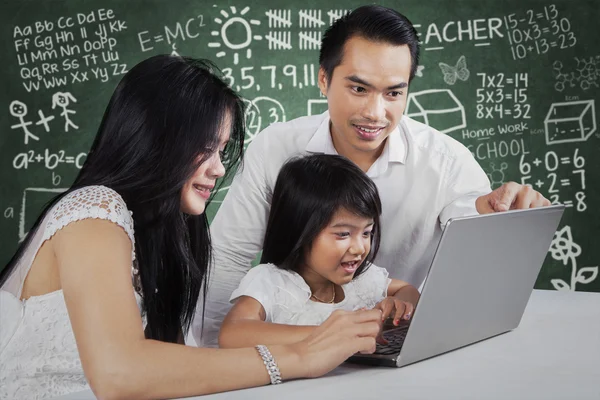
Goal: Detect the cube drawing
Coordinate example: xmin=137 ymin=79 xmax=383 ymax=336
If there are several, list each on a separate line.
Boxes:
xmin=405 ymin=89 xmax=466 ymax=134
xmin=544 ymin=100 xmax=596 ymax=145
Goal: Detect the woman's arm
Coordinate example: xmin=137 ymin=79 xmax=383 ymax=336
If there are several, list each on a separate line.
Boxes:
xmin=219 ymin=296 xmax=316 ymax=348
xmin=55 ymin=219 xmax=380 ymax=400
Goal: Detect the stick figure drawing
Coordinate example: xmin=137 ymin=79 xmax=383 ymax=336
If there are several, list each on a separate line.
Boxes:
xmin=51 ymin=92 xmax=79 ymax=132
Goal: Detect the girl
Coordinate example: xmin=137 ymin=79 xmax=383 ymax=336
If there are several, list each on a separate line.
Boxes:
xmin=219 ymin=154 xmax=420 ymax=348
xmin=0 ymin=56 xmax=381 ymax=400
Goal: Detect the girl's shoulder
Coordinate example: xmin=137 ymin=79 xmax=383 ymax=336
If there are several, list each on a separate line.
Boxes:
xmin=343 ymin=264 xmax=391 ymax=309
xmin=240 ymin=263 xmax=312 ymax=302
xmin=248 ymin=264 xmax=311 ymax=292
xmin=350 ymin=264 xmax=390 ymax=284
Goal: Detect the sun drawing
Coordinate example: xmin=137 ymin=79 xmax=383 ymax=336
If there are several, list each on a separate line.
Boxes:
xmin=209 ymin=6 xmax=262 ymax=65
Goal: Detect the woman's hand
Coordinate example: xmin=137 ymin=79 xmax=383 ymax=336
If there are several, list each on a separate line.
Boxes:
xmin=289 ymin=309 xmax=381 ymax=379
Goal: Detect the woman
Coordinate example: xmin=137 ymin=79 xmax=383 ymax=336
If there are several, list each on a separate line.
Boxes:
xmin=0 ymin=55 xmax=381 ymax=400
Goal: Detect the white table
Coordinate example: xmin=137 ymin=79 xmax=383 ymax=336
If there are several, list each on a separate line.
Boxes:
xmin=53 ymin=290 xmax=600 ymax=400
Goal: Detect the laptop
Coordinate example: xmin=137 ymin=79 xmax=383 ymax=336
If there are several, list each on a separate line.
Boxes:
xmin=347 ymin=205 xmax=565 ymax=367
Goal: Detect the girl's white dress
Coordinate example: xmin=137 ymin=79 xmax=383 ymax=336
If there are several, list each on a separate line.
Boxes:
xmin=230 ymin=263 xmax=391 ymax=325
xmin=0 ymin=185 xmax=140 ymax=399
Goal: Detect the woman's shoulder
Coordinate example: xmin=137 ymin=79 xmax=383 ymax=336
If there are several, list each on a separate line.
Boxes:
xmin=56 ymin=185 xmax=130 ymax=214
xmin=44 ymin=185 xmax=135 ymax=246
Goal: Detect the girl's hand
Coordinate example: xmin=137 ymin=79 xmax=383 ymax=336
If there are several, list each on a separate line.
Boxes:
xmin=290 ymin=309 xmax=381 ymax=378
xmin=373 ymin=297 xmax=414 ymax=344
xmin=375 ymin=296 xmax=414 ymax=324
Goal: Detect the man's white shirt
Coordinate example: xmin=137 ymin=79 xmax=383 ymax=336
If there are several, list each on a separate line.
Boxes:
xmin=193 ymin=112 xmax=491 ymax=346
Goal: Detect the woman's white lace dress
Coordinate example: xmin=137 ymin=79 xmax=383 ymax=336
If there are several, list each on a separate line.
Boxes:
xmin=0 ymin=186 xmax=140 ymax=399
xmin=230 ymin=263 xmax=392 ymax=325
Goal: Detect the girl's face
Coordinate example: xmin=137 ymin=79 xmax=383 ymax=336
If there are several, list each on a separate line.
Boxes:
xmin=301 ymin=207 xmax=374 ymax=286
xmin=180 ymin=116 xmax=231 ymax=215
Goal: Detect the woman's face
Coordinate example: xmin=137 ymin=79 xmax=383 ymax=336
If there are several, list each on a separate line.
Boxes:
xmin=180 ymin=116 xmax=231 ymax=215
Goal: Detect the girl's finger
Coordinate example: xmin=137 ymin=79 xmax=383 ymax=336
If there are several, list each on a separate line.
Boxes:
xmin=403 ymin=302 xmax=414 ymax=320
xmin=393 ymin=301 xmax=407 ymax=325
xmin=381 ymin=299 xmax=394 ymax=321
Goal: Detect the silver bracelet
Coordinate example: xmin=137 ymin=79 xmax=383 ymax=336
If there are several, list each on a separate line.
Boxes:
xmin=255 ymin=344 xmax=282 ymax=385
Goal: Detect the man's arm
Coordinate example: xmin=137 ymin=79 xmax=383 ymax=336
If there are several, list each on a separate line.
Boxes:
xmin=439 ymin=147 xmax=549 ymax=225
xmin=439 ymin=147 xmax=492 ymax=226
xmin=193 ymin=133 xmax=274 ymax=347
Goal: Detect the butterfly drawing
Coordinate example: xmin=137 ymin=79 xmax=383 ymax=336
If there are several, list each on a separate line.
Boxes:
xmin=438 ymin=55 xmax=470 ymax=85
xmin=415 ymin=65 xmax=425 ymax=77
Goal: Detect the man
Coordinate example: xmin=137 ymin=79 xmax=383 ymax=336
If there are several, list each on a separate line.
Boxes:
xmin=194 ymin=5 xmax=549 ymax=346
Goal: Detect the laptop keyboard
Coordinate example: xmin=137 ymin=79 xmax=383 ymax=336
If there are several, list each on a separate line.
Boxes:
xmin=374 ymin=326 xmax=408 ymax=355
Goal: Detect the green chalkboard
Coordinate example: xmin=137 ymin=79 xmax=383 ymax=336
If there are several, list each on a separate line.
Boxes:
xmin=1 ymin=0 xmax=599 ymax=292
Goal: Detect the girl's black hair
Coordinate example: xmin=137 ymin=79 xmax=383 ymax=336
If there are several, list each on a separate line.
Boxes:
xmin=261 ymin=154 xmax=382 ymax=278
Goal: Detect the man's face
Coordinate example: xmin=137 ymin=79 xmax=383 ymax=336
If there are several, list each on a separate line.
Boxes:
xmin=318 ymin=36 xmax=412 ymax=162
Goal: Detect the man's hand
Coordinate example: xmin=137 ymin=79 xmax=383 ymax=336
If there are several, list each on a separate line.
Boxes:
xmin=476 ymin=182 xmax=551 ymax=214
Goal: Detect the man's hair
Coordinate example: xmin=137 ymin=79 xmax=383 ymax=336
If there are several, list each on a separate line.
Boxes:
xmin=319 ymin=5 xmax=420 ymax=83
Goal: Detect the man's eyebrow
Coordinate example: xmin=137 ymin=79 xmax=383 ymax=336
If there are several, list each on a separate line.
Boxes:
xmin=345 ymin=75 xmax=408 ymax=90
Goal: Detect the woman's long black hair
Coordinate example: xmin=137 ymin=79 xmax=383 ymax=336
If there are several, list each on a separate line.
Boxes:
xmin=261 ymin=154 xmax=382 ymax=279
xmin=0 ymin=55 xmax=246 ymax=343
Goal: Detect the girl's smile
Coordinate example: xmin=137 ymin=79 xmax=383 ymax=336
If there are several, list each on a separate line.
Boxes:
xmin=300 ymin=207 xmax=374 ymax=294
xmin=341 ymin=259 xmax=361 ymax=274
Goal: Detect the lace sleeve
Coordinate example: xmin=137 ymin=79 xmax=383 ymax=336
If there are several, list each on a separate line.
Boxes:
xmin=350 ymin=263 xmax=391 ymax=309
xmin=43 ymin=185 xmax=136 ymax=261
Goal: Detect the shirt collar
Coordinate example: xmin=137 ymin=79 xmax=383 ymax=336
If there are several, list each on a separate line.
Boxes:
xmin=305 ymin=113 xmax=338 ymax=155
xmin=305 ymin=112 xmax=407 ymax=165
